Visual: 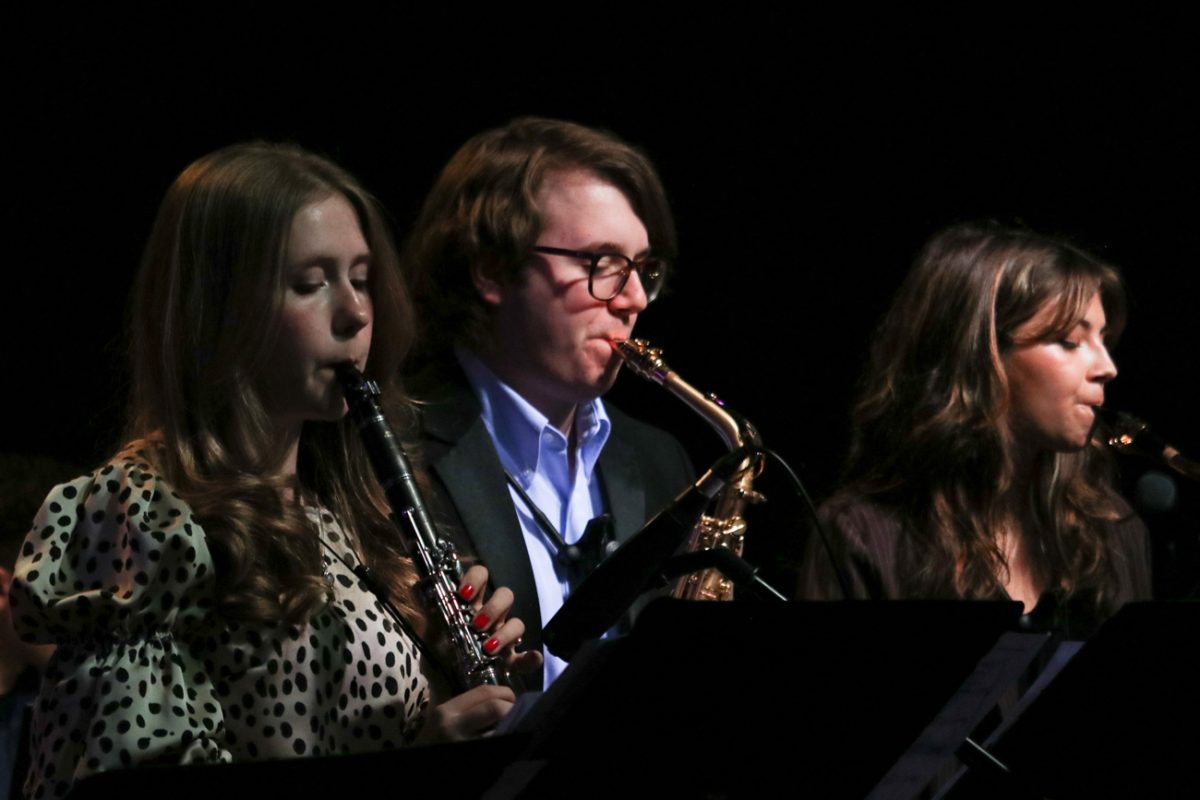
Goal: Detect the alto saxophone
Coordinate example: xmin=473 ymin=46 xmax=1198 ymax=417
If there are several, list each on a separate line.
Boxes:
xmin=612 ymin=338 xmax=764 ymax=600
xmin=335 ymin=364 xmax=508 ymax=689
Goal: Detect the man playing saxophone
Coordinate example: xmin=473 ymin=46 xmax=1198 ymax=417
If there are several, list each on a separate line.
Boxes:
xmin=401 ymin=117 xmax=696 ymax=691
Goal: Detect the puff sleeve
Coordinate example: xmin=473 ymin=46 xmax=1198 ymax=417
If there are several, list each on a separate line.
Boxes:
xmin=11 ymin=450 xmax=230 ymax=799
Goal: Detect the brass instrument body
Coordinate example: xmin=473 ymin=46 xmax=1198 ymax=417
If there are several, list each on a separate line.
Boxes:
xmin=613 ymin=339 xmax=764 ymax=600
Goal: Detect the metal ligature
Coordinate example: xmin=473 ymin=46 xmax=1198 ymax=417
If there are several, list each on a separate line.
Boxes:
xmin=612 ymin=338 xmax=765 ymax=600
xmin=335 ymin=363 xmax=508 ymax=689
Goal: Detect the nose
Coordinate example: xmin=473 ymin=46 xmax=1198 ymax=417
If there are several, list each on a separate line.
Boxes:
xmin=332 ymin=282 xmax=371 ymax=339
xmin=607 ymin=268 xmax=648 ymax=314
xmin=1091 ymin=341 xmax=1118 ymax=384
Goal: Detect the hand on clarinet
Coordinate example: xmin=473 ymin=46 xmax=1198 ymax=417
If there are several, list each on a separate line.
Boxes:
xmin=457 ymin=565 xmax=543 ymax=676
xmin=415 ymin=565 xmax=542 ymax=743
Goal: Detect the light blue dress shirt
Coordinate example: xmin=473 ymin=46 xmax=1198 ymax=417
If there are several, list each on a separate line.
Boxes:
xmin=458 ymin=351 xmax=611 ymax=688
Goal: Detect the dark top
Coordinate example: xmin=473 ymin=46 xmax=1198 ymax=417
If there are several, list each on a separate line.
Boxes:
xmin=798 ymin=493 xmax=1153 ymax=638
xmin=413 ymin=365 xmax=696 ymax=690
xmin=1 ymin=667 xmax=37 ymax=800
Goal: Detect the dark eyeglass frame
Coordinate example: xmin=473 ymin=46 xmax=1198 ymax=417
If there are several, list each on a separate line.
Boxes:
xmin=531 ymin=245 xmax=665 ymax=302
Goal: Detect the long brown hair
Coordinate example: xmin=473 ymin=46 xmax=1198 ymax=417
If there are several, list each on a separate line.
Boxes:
xmin=843 ymin=221 xmax=1129 ymax=611
xmin=127 ymin=142 xmax=419 ymax=625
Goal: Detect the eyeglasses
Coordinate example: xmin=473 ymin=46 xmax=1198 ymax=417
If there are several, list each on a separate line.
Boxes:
xmin=531 ymin=245 xmax=666 ymax=302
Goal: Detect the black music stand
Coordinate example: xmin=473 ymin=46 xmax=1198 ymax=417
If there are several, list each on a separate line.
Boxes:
xmin=69 ymin=731 xmax=530 ymax=799
xmin=937 ymin=601 xmax=1198 ymax=799
xmin=866 ymin=630 xmax=1053 ymax=799
xmin=495 ymin=598 xmax=1023 ymax=798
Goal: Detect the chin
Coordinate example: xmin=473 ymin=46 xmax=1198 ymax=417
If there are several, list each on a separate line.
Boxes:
xmin=564 ymin=375 xmax=617 ymax=408
xmin=1052 ymin=432 xmax=1094 ymax=453
xmin=332 ymin=405 xmax=351 ymax=422
xmin=307 ymin=399 xmax=351 ymax=424
xmin=595 ymin=366 xmax=623 ymax=395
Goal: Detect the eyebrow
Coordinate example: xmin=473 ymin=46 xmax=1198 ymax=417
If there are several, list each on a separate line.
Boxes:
xmin=586 ymin=241 xmax=653 ymax=259
xmin=1075 ymin=318 xmax=1109 ymax=335
xmin=290 ymin=253 xmax=372 ymax=271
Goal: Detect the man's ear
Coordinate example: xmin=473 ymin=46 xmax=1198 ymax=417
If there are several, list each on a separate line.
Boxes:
xmin=470 ymin=258 xmax=506 ymax=307
xmin=0 ymin=566 xmax=12 ymax=608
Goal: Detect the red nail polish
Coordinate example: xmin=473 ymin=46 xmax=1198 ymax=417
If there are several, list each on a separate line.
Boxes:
xmin=458 ymin=584 xmax=476 ymax=602
xmin=473 ymin=612 xmax=490 ymax=630
xmin=483 ymin=637 xmax=500 ymax=654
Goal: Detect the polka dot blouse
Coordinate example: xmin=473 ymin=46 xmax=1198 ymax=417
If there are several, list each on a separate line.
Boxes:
xmin=11 ymin=448 xmax=430 ymax=799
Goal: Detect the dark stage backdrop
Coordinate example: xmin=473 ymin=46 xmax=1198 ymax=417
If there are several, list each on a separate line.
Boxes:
xmin=8 ymin=22 xmax=1198 ymax=595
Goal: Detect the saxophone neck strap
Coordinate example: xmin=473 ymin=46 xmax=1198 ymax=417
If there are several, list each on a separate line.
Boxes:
xmin=502 ymin=470 xmax=616 ymax=580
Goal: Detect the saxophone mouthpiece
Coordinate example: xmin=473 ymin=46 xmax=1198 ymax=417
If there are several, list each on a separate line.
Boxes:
xmin=609 ymin=338 xmax=668 ymax=384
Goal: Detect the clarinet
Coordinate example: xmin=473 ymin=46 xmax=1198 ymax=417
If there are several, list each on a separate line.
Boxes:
xmin=335 ymin=363 xmax=507 ymax=690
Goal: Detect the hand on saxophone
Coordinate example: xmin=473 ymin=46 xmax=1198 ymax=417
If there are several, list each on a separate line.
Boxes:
xmin=415 ymin=565 xmax=542 ymax=743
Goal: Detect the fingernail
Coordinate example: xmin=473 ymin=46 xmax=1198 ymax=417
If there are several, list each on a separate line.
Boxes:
xmin=473 ymin=612 xmax=490 ymax=630
xmin=458 ymin=584 xmax=476 ymax=601
xmin=483 ymin=637 xmax=500 ymax=654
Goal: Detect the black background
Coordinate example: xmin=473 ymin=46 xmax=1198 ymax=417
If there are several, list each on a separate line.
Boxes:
xmin=8 ymin=16 xmax=1197 ymax=592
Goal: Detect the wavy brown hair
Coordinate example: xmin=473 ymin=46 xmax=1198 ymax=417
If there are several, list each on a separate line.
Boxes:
xmin=402 ymin=116 xmax=676 ymax=355
xmin=126 ymin=142 xmax=420 ymax=626
xmin=843 ymin=221 xmax=1129 ymax=613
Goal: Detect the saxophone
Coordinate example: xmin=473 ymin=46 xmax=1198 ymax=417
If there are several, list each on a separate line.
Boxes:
xmin=335 ymin=364 xmax=508 ymax=689
xmin=612 ymin=339 xmax=764 ymax=600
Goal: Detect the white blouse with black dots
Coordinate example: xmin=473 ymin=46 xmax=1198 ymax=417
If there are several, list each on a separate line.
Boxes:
xmin=11 ymin=449 xmax=430 ymax=800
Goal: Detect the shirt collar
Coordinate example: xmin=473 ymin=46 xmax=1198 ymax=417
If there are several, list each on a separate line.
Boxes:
xmin=457 ymin=349 xmax=611 ymax=487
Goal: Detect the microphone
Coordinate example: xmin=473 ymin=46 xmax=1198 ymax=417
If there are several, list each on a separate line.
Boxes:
xmin=1136 ymin=471 xmax=1178 ymax=513
xmin=542 ymin=446 xmax=753 ymax=661
xmin=1095 ymin=407 xmax=1200 ymax=483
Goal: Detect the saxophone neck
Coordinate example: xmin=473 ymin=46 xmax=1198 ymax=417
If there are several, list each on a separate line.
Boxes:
xmin=612 ymin=338 xmax=760 ymax=450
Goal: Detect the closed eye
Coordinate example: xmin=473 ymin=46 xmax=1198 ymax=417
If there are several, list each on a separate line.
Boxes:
xmin=293 ymin=280 xmax=326 ymax=295
xmin=350 ymin=261 xmax=371 ymax=292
